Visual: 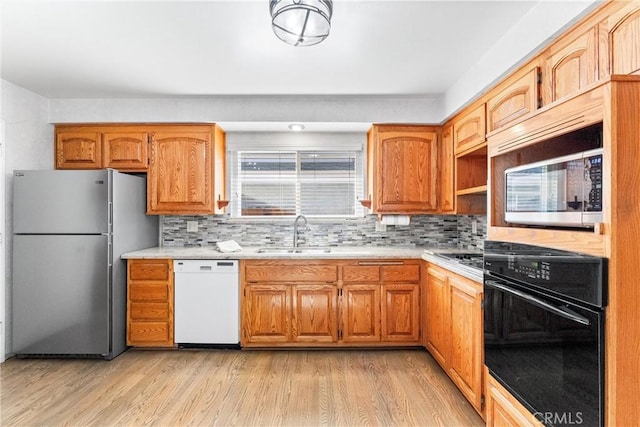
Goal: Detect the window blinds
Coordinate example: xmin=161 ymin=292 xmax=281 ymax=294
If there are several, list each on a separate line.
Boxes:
xmin=230 ymin=150 xmax=364 ymax=218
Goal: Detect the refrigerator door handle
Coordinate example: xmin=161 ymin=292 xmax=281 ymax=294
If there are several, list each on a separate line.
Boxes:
xmin=108 ymin=201 xmax=113 ymax=229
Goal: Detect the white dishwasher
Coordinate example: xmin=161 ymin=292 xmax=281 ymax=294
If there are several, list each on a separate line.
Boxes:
xmin=174 ymin=260 xmax=240 ymax=346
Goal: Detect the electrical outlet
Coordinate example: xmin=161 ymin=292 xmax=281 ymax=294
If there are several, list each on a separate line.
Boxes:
xmin=186 ymin=221 xmax=198 ymax=233
xmin=375 ymin=221 xmax=387 ymax=232
xmin=471 ymin=220 xmax=478 ymax=235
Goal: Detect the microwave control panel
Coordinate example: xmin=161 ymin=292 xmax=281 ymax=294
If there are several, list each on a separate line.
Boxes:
xmin=586 ymin=154 xmax=602 ymax=211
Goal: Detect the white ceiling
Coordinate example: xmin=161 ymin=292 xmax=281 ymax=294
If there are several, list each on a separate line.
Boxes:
xmin=1 ymin=0 xmax=543 ymax=98
xmin=1 ymin=1 xmax=597 ymax=132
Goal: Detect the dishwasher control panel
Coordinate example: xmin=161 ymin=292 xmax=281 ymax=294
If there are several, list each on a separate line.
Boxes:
xmin=174 ymin=260 xmax=239 ymax=273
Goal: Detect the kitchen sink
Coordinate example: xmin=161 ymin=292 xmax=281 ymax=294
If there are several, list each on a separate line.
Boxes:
xmin=293 ymin=247 xmax=331 ymax=254
xmin=255 ymin=247 xmax=332 ymax=254
xmin=255 ymin=247 xmax=294 ymax=254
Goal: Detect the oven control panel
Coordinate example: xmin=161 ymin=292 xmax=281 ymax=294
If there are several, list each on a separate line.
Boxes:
xmin=507 ymin=259 xmax=551 ymax=281
xmin=484 ymin=240 xmax=606 ymax=308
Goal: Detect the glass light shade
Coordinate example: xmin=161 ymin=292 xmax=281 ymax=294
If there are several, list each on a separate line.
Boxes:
xmin=270 ymin=0 xmax=333 ymax=47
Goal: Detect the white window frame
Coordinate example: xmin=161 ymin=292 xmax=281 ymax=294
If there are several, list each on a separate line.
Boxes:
xmin=229 ymin=148 xmax=366 ymax=219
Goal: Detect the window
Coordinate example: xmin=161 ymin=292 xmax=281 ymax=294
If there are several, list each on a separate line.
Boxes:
xmin=230 ymin=150 xmax=364 ymax=218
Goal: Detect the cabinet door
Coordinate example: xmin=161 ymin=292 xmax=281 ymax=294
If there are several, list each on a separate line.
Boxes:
xmin=487 ymin=67 xmax=539 ymax=133
xmin=56 ymin=131 xmax=102 ymax=169
xmin=341 ymin=284 xmax=381 ymax=343
xmin=376 ymin=129 xmax=438 ymax=212
xmin=543 ymin=27 xmax=597 ymax=105
xmin=292 ymin=285 xmax=338 ymax=343
xmin=453 ymin=104 xmax=486 ymax=154
xmin=439 ymin=124 xmax=455 ymax=213
xmin=448 ymin=275 xmax=483 ymax=412
xmin=243 ymin=285 xmax=291 ymax=344
xmin=486 ymin=373 xmax=542 ymax=427
xmin=147 ymin=131 xmax=213 ymax=214
xmin=605 ymin=2 xmax=640 ymax=76
xmin=103 ymin=132 xmax=148 ymax=171
xmin=381 ymin=284 xmax=420 ymax=342
xmin=424 ymin=266 xmax=449 ymax=368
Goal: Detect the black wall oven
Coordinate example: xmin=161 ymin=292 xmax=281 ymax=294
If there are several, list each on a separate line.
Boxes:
xmin=483 ymin=241 xmax=606 ymax=427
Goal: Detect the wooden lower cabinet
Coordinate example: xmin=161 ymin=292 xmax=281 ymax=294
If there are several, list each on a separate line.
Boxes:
xmin=381 ymin=284 xmax=420 ymax=342
xmin=342 ymin=284 xmax=381 ymax=343
xmin=127 ymin=259 xmax=174 ymax=347
xmin=244 ymin=285 xmax=291 ymax=343
xmin=423 ymin=262 xmax=484 ymax=415
xmin=448 ymin=275 xmax=483 ymax=411
xmin=292 ymin=285 xmax=339 ymax=343
xmin=485 ymin=368 xmax=542 ymax=427
xmin=241 ymin=259 xmax=421 ymax=347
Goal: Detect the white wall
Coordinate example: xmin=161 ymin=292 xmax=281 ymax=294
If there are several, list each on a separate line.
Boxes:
xmin=1 ymin=79 xmax=53 ymax=356
xmin=444 ymin=0 xmax=602 ymax=118
xmin=48 ymin=94 xmax=444 ymax=125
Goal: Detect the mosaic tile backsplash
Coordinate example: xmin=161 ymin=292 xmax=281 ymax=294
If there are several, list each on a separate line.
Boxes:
xmin=162 ymin=214 xmax=487 ymax=250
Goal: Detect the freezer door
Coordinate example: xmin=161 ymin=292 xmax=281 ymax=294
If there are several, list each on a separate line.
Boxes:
xmin=13 ymin=234 xmax=111 ymax=356
xmin=13 ymin=169 xmax=110 ymax=234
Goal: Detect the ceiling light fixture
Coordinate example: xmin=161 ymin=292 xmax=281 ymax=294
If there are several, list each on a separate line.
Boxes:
xmin=288 ymin=123 xmax=305 ymax=131
xmin=270 ymin=0 xmax=333 ymax=47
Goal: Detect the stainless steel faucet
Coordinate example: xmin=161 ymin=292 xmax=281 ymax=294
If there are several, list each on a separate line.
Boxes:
xmin=293 ymin=215 xmax=309 ymax=247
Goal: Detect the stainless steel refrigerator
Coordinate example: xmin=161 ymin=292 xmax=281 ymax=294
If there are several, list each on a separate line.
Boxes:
xmin=12 ymin=169 xmax=158 ymax=359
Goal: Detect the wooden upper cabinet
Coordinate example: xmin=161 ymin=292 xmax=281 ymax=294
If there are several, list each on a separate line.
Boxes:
xmin=368 ymin=125 xmax=438 ymax=213
xmin=542 ymin=27 xmax=597 ymax=105
xmin=147 ymin=125 xmax=226 ymax=215
xmin=439 ymin=124 xmax=455 ymax=213
xmin=453 ymin=104 xmax=486 ymax=154
xmin=56 ymin=131 xmax=102 ymax=169
xmin=452 ymin=113 xmax=487 ymax=215
xmin=605 ymin=2 xmax=640 ymax=76
xmin=487 ymin=67 xmax=539 ymax=134
xmin=103 ymin=132 xmax=148 ymax=171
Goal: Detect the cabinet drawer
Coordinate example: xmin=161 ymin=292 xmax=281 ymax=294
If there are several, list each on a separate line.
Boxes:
xmin=129 ymin=284 xmax=169 ymax=301
xmin=343 ymin=265 xmax=380 ymax=283
xmin=245 ymin=265 xmax=338 ymax=283
xmin=129 ymin=261 xmax=171 ymax=281
xmin=128 ymin=321 xmax=171 ymax=344
xmin=381 ymin=265 xmax=420 ymax=282
xmin=129 ymin=302 xmax=170 ymax=320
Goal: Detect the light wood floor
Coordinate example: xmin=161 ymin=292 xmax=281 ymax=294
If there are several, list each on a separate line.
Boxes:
xmin=1 ymin=348 xmax=483 ymax=427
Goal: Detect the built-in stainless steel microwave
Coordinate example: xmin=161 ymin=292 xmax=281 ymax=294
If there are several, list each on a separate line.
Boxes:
xmin=505 ymin=148 xmax=603 ymax=228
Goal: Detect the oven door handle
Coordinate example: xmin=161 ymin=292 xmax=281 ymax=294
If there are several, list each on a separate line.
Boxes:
xmin=485 ymin=280 xmax=591 ymax=326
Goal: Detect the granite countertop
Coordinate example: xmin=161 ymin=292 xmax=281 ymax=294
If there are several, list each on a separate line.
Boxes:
xmin=421 ymin=248 xmax=484 ymax=283
xmin=122 ymin=245 xmax=428 ymax=260
xmin=121 ymin=245 xmax=483 ymax=283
